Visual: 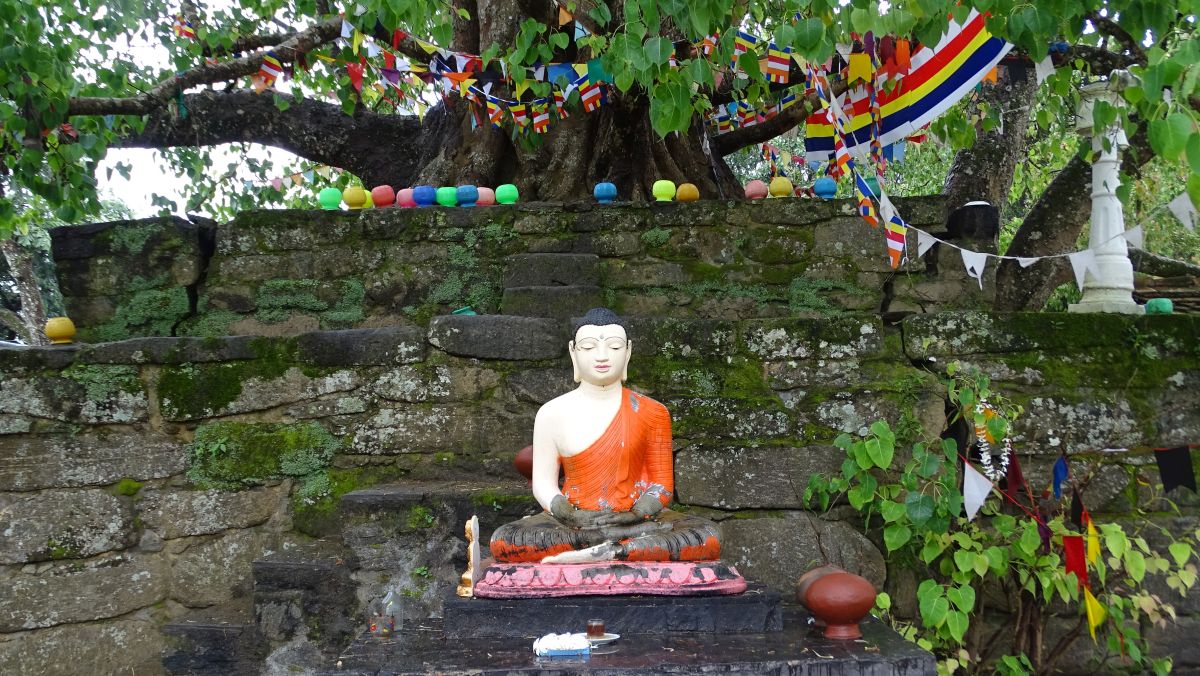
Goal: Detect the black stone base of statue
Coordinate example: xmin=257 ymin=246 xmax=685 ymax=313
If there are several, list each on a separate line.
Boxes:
xmin=442 ymin=583 xmax=781 ymax=638
xmin=322 ymin=607 xmax=936 ymax=675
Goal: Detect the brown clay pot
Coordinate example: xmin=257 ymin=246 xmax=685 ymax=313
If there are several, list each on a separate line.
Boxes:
xmin=794 ymin=564 xmax=845 ymax=612
xmin=514 ymin=445 xmax=534 ymax=483
xmin=804 ymin=571 xmax=876 ymax=640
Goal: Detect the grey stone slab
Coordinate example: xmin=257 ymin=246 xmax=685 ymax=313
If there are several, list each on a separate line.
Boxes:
xmin=720 ymin=514 xmax=885 ymax=593
xmin=502 ymin=286 xmax=604 ymax=319
xmin=349 ymin=405 xmax=482 ymax=454
xmin=0 ymin=552 xmax=168 ymax=631
xmin=0 ymin=345 xmax=78 ymax=372
xmin=0 ymin=488 xmax=135 ymax=564
xmin=743 ymin=316 xmax=887 ymax=361
xmin=297 ymin=327 xmax=427 ymax=366
xmin=327 ymin=608 xmax=935 ymax=675
xmin=76 ymin=336 xmax=261 ymax=364
xmin=0 ymin=432 xmax=185 ymax=492
xmin=170 ymin=529 xmax=276 ymax=608
xmin=506 ymin=367 xmax=574 ymax=404
xmin=371 ymin=365 xmax=501 ymax=403
xmin=429 ymin=315 xmax=565 ymax=361
xmin=139 ymin=486 xmax=285 ymax=540
xmin=503 ymin=254 xmax=599 ymax=288
xmin=621 ymin=318 xmax=739 ymax=358
xmin=674 ymin=445 xmax=844 ymax=510
xmin=0 ymin=616 xmax=166 ymax=676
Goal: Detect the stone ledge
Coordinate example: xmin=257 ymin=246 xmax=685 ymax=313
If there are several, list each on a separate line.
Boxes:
xmin=428 ymin=315 xmax=565 ymax=360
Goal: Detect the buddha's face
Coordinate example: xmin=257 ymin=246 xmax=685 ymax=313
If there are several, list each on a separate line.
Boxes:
xmin=570 ymin=323 xmax=631 ymax=386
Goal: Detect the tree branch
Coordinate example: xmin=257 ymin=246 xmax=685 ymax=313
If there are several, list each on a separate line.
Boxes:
xmin=113 ymin=90 xmax=425 ymax=187
xmin=1130 ymin=248 xmax=1200 ymax=277
xmin=1086 ymin=13 xmax=1148 ymax=66
xmin=67 ymin=18 xmax=342 ymax=117
xmin=1058 ymin=45 xmax=1137 ymax=75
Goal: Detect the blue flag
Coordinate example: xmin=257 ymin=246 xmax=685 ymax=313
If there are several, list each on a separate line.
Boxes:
xmin=1052 ymin=456 xmax=1069 ymax=498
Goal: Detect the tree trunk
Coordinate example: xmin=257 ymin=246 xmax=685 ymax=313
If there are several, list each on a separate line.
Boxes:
xmin=0 ymin=238 xmax=50 ymax=345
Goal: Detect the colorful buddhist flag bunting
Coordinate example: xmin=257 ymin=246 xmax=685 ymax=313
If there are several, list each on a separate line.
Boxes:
xmin=532 ymin=103 xmax=550 ymax=133
xmin=765 ymin=44 xmax=791 ymax=84
xmin=173 ymin=15 xmax=197 ymax=39
xmin=581 ymin=82 xmax=602 ymax=111
xmin=733 ymin=30 xmax=758 ymax=67
xmin=487 ymin=98 xmax=504 ymax=127
xmin=884 ymin=215 xmax=907 ymax=268
xmin=553 ymin=89 xmax=569 ymax=118
xmin=847 ymin=52 xmax=873 ymax=84
xmin=259 ymin=51 xmax=284 ymax=83
xmin=509 ymin=103 xmax=529 ymax=129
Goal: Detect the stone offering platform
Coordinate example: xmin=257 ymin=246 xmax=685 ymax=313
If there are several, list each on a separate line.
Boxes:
xmin=323 ymin=607 xmax=935 ymax=675
xmin=473 ymin=561 xmax=747 ymax=598
xmin=445 ymin=583 xmax=780 ymax=638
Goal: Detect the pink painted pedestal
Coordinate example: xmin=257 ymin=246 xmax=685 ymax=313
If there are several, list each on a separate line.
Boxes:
xmin=473 ymin=560 xmax=747 ymax=598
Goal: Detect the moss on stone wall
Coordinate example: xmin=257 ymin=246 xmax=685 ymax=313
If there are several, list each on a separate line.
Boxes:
xmin=186 ymin=420 xmax=340 ymax=495
xmin=156 ymin=338 xmax=298 ymax=418
xmin=81 ymin=282 xmax=190 ymax=343
xmin=62 ymin=364 xmax=142 ymax=403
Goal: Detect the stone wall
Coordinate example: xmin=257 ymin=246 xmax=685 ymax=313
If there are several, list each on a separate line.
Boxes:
xmin=2 ymin=310 xmax=1198 ymax=672
xmin=51 ymin=197 xmax=993 ymax=341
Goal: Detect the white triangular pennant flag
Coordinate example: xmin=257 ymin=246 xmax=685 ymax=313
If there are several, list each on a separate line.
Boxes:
xmin=878 ymin=190 xmax=898 ymax=224
xmin=960 ymin=248 xmax=989 ymax=289
xmin=963 ymin=462 xmax=991 ymax=521
xmin=1168 ymin=192 xmax=1197 ymax=231
xmin=365 ymin=42 xmax=382 ymax=58
xmin=1067 ymin=249 xmax=1098 ymax=291
xmin=1123 ymin=225 xmax=1144 ymax=249
xmin=1034 ymin=56 xmax=1055 ymax=85
xmin=341 ymin=20 xmax=354 ymax=39
xmin=1017 ymin=257 xmax=1038 ymax=267
xmin=917 ymin=229 xmax=937 ymax=257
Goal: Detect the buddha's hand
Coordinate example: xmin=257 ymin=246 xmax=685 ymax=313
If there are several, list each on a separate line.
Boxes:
xmin=631 ymin=493 xmax=664 ymax=520
xmin=549 ymin=494 xmax=608 ymax=529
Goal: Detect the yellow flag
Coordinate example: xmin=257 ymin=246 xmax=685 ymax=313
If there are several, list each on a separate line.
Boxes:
xmin=1084 ymin=588 xmax=1106 ymax=640
xmin=558 ymin=6 xmax=572 ymax=25
xmin=1086 ymin=518 xmax=1101 ymax=565
xmin=514 ymin=79 xmax=530 ymax=98
xmin=416 ymin=39 xmax=439 ymax=54
xmin=847 ymin=53 xmax=873 ymax=84
xmin=352 ymin=30 xmax=364 ymax=55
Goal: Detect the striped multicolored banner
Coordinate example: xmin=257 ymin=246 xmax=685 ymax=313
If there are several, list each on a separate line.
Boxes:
xmin=804 ymin=9 xmax=1011 ymax=164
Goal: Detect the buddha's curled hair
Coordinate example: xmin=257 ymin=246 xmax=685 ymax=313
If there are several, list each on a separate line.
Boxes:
xmin=572 ymin=307 xmax=626 ymax=338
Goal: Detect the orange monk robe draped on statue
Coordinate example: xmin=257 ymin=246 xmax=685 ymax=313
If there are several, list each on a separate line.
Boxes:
xmin=560 ymin=389 xmax=673 ymax=513
xmin=489 ymin=390 xmax=721 ymax=563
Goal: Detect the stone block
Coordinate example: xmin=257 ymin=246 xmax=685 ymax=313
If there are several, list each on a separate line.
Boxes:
xmin=284 ymin=395 xmax=368 ymax=419
xmin=588 ymin=231 xmax=642 ymax=257
xmin=170 ymin=529 xmax=276 ymax=608
xmin=77 ymin=336 xmax=260 ymax=364
xmin=1011 ymin=395 xmax=1144 ymax=455
xmin=742 ymin=226 xmax=813 ymax=264
xmin=720 ymin=514 xmax=885 ymax=593
xmin=674 ymin=445 xmax=845 ymax=509
xmin=350 ymin=405 xmax=481 ymax=454
xmin=0 ymin=616 xmax=165 ymax=676
xmin=0 ymin=432 xmax=185 ymax=492
xmin=501 ymin=286 xmax=604 ymax=319
xmin=0 ymin=370 xmax=148 ymax=425
xmin=902 ymin=311 xmax=1146 ymax=359
xmin=743 ymin=315 xmax=886 ymax=360
xmin=0 ymin=552 xmax=168 ymax=631
xmin=160 ymin=366 xmax=361 ymax=422
xmin=503 ymin=253 xmax=599 ymax=288
xmin=600 ymin=260 xmax=688 ymax=288
xmin=505 ymin=367 xmax=574 ymax=404
xmin=0 ymin=345 xmax=79 ymax=372
xmin=371 ymin=364 xmax=501 ymax=403
xmin=0 ymin=415 xmax=32 ymax=435
xmin=1146 ymin=614 xmax=1200 ymax=670
xmin=139 ymin=486 xmax=284 ymax=540
xmin=429 ymin=315 xmax=564 ymax=361
xmin=0 ymin=488 xmax=135 ymax=564
xmin=621 ymin=318 xmax=738 ymax=358
xmin=812 ymin=214 xmax=924 ymax=274
xmin=668 ymin=397 xmax=794 ymax=441
xmin=296 ymin=327 xmax=426 ymax=366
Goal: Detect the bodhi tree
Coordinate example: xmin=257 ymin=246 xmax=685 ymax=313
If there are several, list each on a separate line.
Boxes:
xmin=0 ymin=0 xmax=1198 ymax=323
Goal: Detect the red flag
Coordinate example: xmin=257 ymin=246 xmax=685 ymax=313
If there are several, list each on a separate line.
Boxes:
xmin=347 ymin=62 xmax=365 ymax=92
xmin=1063 ymin=535 xmax=1088 ymax=590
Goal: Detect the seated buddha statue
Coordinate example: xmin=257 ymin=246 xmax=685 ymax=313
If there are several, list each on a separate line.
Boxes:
xmin=490 ymin=308 xmax=722 ymax=565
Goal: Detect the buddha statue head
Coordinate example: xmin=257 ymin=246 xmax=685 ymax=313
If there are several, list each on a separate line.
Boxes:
xmin=569 ymin=308 xmax=632 ymax=386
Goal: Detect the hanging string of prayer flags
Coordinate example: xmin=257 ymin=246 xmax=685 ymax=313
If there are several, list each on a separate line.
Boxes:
xmin=765 ymin=44 xmax=791 ymax=84
xmin=733 ymin=31 xmax=759 ymax=68
xmin=259 ymin=51 xmax=284 ymax=83
xmin=1084 ymin=588 xmax=1106 ymax=641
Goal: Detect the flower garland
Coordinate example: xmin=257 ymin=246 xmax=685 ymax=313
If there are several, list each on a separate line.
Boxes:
xmin=975 ymin=399 xmax=1013 ymax=482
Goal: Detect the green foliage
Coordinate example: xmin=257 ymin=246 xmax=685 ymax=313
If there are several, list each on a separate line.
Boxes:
xmin=807 ymin=363 xmax=1198 ymax=674
xmin=186 ymin=421 xmax=341 ymax=499
xmin=255 ymin=278 xmax=366 ymax=328
xmin=407 ymin=505 xmax=436 ymax=529
xmin=640 ymin=227 xmax=671 ymax=249
xmin=156 ymin=337 xmax=298 ymax=418
xmin=787 ymin=277 xmax=869 ymax=316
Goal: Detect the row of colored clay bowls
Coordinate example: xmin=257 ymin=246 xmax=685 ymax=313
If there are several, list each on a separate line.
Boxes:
xmin=746 ymin=176 xmax=878 ymax=200
xmin=319 ymin=184 xmax=519 ymax=210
